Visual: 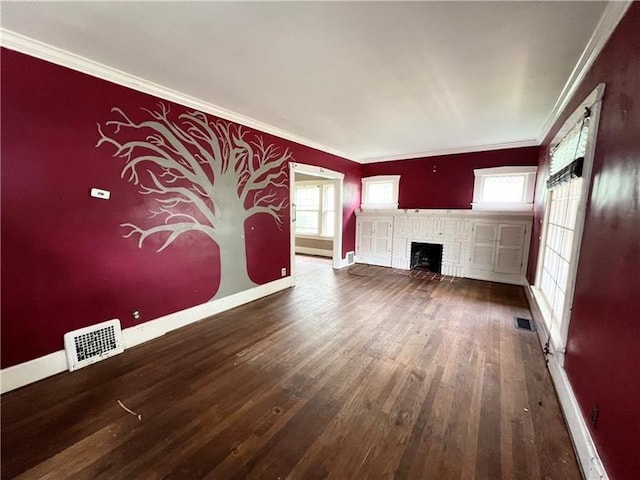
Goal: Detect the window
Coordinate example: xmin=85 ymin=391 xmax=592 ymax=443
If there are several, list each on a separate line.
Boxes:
xmin=534 ymin=83 xmax=604 ymax=352
xmin=361 ymin=175 xmax=400 ymax=209
xmin=472 ymin=166 xmax=537 ymax=211
xmin=294 ymin=181 xmax=335 ymax=237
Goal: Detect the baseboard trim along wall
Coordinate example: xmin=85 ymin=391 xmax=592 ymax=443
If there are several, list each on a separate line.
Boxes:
xmin=294 ymin=246 xmax=333 ymax=258
xmin=524 ymin=285 xmax=609 ymax=480
xmin=0 ymin=276 xmax=295 ymax=394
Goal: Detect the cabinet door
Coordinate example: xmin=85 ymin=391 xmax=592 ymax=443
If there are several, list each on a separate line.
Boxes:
xmin=470 ymin=223 xmax=497 ymax=271
xmin=494 ymin=224 xmax=526 ymax=274
xmin=357 ymin=218 xmax=375 ymax=257
xmin=356 ymin=216 xmax=393 ymax=266
xmin=372 ymin=218 xmax=392 ymax=260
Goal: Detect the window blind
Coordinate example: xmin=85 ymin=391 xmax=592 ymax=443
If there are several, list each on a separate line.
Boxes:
xmin=547 ymin=109 xmax=590 ymax=189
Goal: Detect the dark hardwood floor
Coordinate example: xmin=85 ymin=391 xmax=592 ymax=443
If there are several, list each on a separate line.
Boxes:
xmin=1 ymin=255 xmax=581 ymax=479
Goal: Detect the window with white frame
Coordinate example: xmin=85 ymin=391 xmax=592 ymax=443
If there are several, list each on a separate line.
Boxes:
xmin=472 ymin=166 xmax=537 ymax=211
xmin=534 ymin=83 xmax=604 ymax=350
xmin=361 ymin=175 xmax=400 ymax=209
xmin=294 ymin=181 xmax=335 ymax=237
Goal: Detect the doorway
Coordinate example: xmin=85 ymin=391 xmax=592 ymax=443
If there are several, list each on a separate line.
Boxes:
xmin=289 ymin=163 xmax=344 ymax=280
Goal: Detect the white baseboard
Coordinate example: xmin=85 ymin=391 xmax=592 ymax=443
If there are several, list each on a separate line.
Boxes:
xmin=0 ymin=350 xmax=68 ymax=395
xmin=295 ymin=246 xmax=333 ymax=258
xmin=0 ymin=276 xmax=295 ymax=394
xmin=524 ymin=285 xmax=608 ymax=480
xmin=333 ymin=256 xmax=351 ymax=270
xmin=466 ymin=270 xmax=528 ymax=286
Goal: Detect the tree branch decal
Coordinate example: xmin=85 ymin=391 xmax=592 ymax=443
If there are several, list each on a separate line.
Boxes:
xmin=97 ymin=102 xmax=291 ymax=299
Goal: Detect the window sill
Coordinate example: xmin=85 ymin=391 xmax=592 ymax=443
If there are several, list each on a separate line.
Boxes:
xmin=361 ymin=203 xmax=399 ymax=210
xmin=531 ymin=286 xmax=566 ymax=356
xmin=471 ymin=202 xmax=533 ymax=212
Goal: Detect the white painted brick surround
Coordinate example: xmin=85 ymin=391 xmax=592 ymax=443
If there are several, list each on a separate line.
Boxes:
xmin=356 ymin=209 xmax=533 ymax=280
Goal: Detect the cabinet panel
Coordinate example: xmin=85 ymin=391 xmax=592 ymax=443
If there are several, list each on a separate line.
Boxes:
xmin=356 ymin=216 xmax=393 ymax=267
xmin=494 ymin=224 xmax=526 ymax=274
xmin=474 ymin=223 xmax=498 ymax=244
xmin=495 ymin=248 xmax=522 ymax=274
xmin=471 ymin=245 xmax=496 ymax=271
xmin=470 ymin=223 xmax=497 ymax=271
xmin=357 ymin=219 xmax=375 ymax=257
xmin=499 ymin=224 xmax=525 ymax=247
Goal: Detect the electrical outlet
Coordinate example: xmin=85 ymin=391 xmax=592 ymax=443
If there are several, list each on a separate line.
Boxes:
xmin=281 ymin=267 xmax=287 ymax=277
xmin=131 ymin=309 xmax=141 ymax=321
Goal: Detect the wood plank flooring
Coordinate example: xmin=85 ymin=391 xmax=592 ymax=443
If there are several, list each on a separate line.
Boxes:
xmin=1 ymin=255 xmax=581 ymax=479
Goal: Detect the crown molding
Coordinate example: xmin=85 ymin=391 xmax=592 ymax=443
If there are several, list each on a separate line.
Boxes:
xmin=0 ymin=28 xmax=356 ymax=163
xmin=359 ymin=139 xmax=539 ymax=164
xmin=3 ymin=1 xmax=628 ymax=168
xmin=536 ymin=1 xmax=632 ymax=144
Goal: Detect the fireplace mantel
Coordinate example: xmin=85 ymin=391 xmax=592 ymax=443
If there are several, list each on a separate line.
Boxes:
xmin=355 ymin=208 xmax=533 ymax=219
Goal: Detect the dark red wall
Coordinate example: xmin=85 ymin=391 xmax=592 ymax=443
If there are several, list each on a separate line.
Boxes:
xmin=362 ymin=146 xmax=540 ymax=209
xmin=527 ymin=5 xmax=640 ymax=479
xmin=0 ymin=49 xmax=361 ymax=368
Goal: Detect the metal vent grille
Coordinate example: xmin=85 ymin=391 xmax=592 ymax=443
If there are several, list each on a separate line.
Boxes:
xmin=64 ymin=319 xmax=123 ymax=371
xmin=515 ymin=317 xmax=536 ymax=332
xmin=346 ymin=251 xmax=355 ymax=265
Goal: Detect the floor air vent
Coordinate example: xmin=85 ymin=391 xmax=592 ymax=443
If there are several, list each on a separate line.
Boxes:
xmin=515 ymin=317 xmax=536 ymax=332
xmin=64 ymin=319 xmax=124 ymax=371
xmin=346 ymin=251 xmax=355 ymax=265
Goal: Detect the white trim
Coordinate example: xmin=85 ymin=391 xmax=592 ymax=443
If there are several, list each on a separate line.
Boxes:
xmin=2 ymin=1 xmax=630 ymax=168
xmin=524 ymin=286 xmax=609 ymax=480
xmin=333 ymin=257 xmax=351 ymax=270
xmin=0 ymin=350 xmax=68 ymax=395
xmin=550 ymin=84 xmax=605 ymax=147
xmin=294 ymin=180 xmax=336 ymax=187
xmin=472 ymin=166 xmax=538 ymax=176
xmin=537 ymin=2 xmax=631 ymax=143
xmin=291 ymin=163 xmax=344 ymax=180
xmin=472 ymin=166 xmax=537 ymax=211
xmin=295 ymin=246 xmax=333 ymax=258
xmin=467 ymin=271 xmax=528 ymax=286
xmin=123 ymin=276 xmax=294 ymax=349
xmin=356 ymin=208 xmax=534 ymax=218
xmin=0 ymin=276 xmax=294 ymax=394
xmin=534 ymin=84 xmax=605 ymax=351
xmin=470 ymin=202 xmax=533 ymax=212
xmin=0 ymin=29 xmax=354 ymax=163
xmin=361 ymin=175 xmax=400 ymax=210
xmin=290 ymin=162 xmax=345 ymax=271
xmin=358 ymin=139 xmax=539 ymax=164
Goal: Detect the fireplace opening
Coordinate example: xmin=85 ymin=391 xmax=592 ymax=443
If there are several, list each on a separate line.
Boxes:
xmin=410 ymin=242 xmax=443 ymax=274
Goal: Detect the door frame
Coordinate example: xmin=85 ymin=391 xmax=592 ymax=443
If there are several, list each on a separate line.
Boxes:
xmin=289 ymin=162 xmax=344 ymax=280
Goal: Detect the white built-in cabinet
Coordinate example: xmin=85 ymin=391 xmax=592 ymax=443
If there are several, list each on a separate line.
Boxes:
xmin=355 ymin=210 xmax=532 ymax=285
xmin=355 ymin=216 xmax=393 ymax=267
xmin=468 ymin=221 xmax=529 ymax=281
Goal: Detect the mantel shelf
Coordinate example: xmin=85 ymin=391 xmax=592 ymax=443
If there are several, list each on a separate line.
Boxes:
xmin=356 ymin=208 xmax=533 ymax=218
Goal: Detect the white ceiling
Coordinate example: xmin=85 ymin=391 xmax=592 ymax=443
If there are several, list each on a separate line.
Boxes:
xmin=1 ymin=1 xmax=608 ymax=163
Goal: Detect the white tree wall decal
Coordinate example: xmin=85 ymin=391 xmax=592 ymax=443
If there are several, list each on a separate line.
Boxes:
xmin=97 ymin=103 xmax=291 ymax=299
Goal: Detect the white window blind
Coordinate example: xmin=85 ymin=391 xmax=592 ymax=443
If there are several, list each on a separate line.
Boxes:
xmin=550 ymin=116 xmax=590 ymax=175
